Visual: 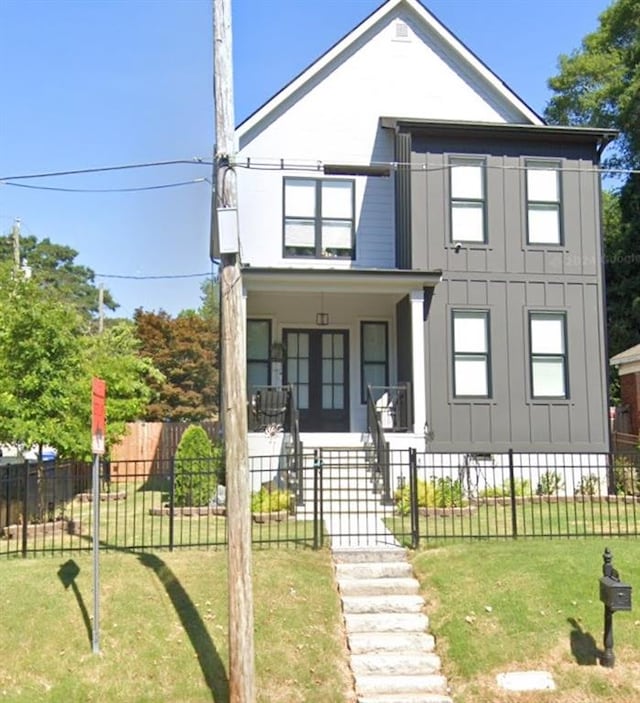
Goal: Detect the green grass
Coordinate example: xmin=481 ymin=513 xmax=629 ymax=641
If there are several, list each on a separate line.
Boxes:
xmin=0 ymin=549 xmax=351 ymax=703
xmin=411 ymin=538 xmax=640 ymax=703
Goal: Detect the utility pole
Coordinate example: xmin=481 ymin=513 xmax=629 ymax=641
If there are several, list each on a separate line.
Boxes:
xmin=212 ymin=1 xmax=255 ymax=702
xmin=11 ymin=218 xmax=21 ymax=273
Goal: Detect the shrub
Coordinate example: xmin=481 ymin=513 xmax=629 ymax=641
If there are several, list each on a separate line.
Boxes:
xmin=537 ymin=471 xmax=563 ymax=496
xmin=575 ymin=474 xmax=600 ymax=496
xmin=433 ymin=477 xmax=466 ymax=508
xmin=395 ymin=480 xmax=436 ymax=516
xmin=251 ymin=488 xmax=292 ymax=514
xmin=394 ymin=477 xmax=467 ymax=514
xmin=614 ymin=457 xmax=640 ymax=496
xmin=480 ymin=478 xmax=531 ymax=499
xmin=174 ymin=426 xmax=220 ymax=507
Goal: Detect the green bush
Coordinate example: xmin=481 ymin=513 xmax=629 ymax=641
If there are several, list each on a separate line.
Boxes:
xmin=537 ymin=471 xmax=563 ymax=496
xmin=614 ymin=457 xmax=640 ymax=496
xmin=480 ymin=478 xmax=531 ymax=499
xmin=394 ymin=476 xmax=467 ymax=514
xmin=251 ymin=488 xmax=292 ymax=514
xmin=174 ymin=426 xmax=220 ymax=507
xmin=575 ymin=474 xmax=600 ymax=496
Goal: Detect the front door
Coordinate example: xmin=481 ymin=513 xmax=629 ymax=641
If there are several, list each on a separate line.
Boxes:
xmin=284 ymin=329 xmax=349 ymax=432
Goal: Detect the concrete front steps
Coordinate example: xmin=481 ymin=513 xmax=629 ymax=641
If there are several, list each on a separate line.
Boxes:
xmin=334 ymin=547 xmax=453 ymax=703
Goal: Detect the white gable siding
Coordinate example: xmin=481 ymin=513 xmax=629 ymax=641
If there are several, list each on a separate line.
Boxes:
xmin=237 ymin=8 xmax=527 ymax=269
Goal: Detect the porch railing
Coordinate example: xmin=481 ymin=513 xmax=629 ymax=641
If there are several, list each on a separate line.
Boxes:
xmin=367 ymin=385 xmax=392 ymax=503
xmin=368 ymin=383 xmax=412 ymax=432
xmin=286 ymin=385 xmax=304 ymax=505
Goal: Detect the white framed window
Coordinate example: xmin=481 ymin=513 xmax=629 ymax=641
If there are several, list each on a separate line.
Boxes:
xmin=529 ymin=312 xmax=567 ymax=398
xmin=450 ymin=157 xmax=486 ymax=243
xmin=284 ymin=178 xmax=354 ymax=258
xmin=526 ymin=161 xmax=562 ymax=245
xmin=452 ymin=310 xmax=490 ymax=397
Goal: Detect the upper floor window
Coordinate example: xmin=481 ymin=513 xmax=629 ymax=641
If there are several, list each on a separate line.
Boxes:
xmin=526 ymin=161 xmax=562 ymax=245
xmin=450 ymin=157 xmax=486 ymax=243
xmin=283 ymin=177 xmax=354 ymax=258
xmin=452 ymin=310 xmax=491 ymax=398
xmin=529 ymin=312 xmax=567 ymax=398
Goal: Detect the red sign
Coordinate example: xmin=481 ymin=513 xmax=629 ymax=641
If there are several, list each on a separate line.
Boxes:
xmin=92 ymin=378 xmax=106 ymax=455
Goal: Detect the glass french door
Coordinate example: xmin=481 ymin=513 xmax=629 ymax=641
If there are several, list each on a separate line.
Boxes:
xmin=283 ymin=329 xmax=349 ymax=432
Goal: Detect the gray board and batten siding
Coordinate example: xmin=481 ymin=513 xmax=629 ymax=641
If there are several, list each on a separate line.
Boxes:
xmin=388 ymin=120 xmax=616 ymax=452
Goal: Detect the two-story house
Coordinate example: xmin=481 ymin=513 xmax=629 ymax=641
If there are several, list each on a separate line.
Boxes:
xmin=221 ymin=0 xmax=615 ymax=459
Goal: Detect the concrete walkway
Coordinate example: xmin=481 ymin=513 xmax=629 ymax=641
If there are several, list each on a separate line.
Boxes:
xmin=329 ymin=519 xmax=453 ymax=703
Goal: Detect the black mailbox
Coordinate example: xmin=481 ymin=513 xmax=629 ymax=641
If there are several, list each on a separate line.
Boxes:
xmin=600 ymin=576 xmax=632 ymax=612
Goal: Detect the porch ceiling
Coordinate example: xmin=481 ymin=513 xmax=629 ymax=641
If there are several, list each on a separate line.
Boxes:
xmin=242 ymin=267 xmax=441 ymax=295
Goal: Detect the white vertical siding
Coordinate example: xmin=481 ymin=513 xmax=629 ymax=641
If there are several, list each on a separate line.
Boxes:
xmin=237 ymin=8 xmax=523 ymax=270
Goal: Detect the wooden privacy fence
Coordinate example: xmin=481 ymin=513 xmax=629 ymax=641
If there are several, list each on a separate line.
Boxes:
xmin=109 ymin=420 xmax=220 ymax=481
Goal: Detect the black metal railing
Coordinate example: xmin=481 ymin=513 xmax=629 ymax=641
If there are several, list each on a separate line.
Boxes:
xmin=367 ymin=384 xmax=412 ymax=432
xmin=286 ymin=384 xmax=304 ymax=505
xmin=367 ymin=386 xmax=392 ymax=503
xmin=2 ymin=448 xmax=640 ymax=557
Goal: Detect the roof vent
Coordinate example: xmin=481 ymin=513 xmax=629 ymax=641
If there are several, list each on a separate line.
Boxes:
xmin=394 ymin=20 xmax=409 ymax=40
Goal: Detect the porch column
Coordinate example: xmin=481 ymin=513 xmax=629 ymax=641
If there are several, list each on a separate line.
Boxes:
xmin=410 ymin=289 xmax=427 ymax=435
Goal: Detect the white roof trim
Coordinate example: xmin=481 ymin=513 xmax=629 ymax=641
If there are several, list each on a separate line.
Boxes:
xmin=237 ymin=0 xmax=543 ymax=141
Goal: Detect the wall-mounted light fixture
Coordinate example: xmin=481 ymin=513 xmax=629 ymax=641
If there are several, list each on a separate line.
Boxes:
xmin=316 ymin=313 xmax=329 ymax=326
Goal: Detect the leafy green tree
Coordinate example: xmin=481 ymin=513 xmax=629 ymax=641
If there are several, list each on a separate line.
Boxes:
xmin=174 ymin=425 xmax=221 ymax=507
xmin=0 ymin=267 xmax=86 ymax=457
xmin=134 ymin=309 xmax=218 ymax=421
xmin=545 ymin=0 xmax=640 ymax=372
xmin=545 ymin=0 xmax=640 ymax=170
xmin=0 ymin=233 xmax=117 ymax=320
xmin=78 ymin=322 xmax=164 ymax=452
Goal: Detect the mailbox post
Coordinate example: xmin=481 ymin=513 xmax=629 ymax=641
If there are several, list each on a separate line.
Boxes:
xmin=599 ymin=547 xmax=632 ymax=668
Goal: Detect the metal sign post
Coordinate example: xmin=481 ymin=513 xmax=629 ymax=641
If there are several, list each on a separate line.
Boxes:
xmin=91 ymin=378 xmax=106 ymax=655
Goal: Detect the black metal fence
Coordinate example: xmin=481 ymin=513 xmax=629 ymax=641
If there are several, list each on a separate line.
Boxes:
xmin=2 ymin=448 xmax=640 ymax=557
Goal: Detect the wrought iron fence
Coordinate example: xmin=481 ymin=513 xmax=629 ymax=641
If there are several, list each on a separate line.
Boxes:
xmin=2 ymin=448 xmax=640 ymax=558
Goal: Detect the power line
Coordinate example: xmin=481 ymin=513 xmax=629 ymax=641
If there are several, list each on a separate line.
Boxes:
xmin=95 ymin=271 xmax=212 ymax=280
xmin=0 ymin=157 xmax=212 ymax=181
xmin=3 ymin=178 xmax=207 ymax=193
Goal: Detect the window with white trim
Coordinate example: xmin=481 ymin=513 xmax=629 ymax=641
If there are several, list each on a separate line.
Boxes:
xmin=450 ymin=157 xmax=486 ymax=243
xmin=247 ymin=319 xmax=271 ymax=395
xmin=361 ymin=321 xmax=388 ymax=403
xmin=452 ymin=310 xmax=490 ymax=397
xmin=526 ymin=161 xmax=561 ymax=245
xmin=529 ymin=312 xmax=567 ymax=398
xmin=283 ymin=177 xmax=354 ymax=258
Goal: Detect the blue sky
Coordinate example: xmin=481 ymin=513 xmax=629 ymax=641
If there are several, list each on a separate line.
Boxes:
xmin=1 ymin=0 xmax=611 ymax=318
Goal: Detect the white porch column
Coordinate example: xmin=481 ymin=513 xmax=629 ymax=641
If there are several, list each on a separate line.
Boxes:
xmin=410 ymin=289 xmax=427 ymax=435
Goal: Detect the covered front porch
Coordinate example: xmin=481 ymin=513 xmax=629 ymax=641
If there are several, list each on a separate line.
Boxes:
xmin=242 ymin=266 xmax=440 ymax=451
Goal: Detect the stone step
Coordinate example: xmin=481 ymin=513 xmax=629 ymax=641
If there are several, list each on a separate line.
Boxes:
xmin=342 ymin=594 xmax=425 ymax=614
xmin=348 ymin=632 xmax=436 ymax=654
xmin=344 ymin=612 xmax=429 ymax=634
xmin=338 ymin=577 xmax=420 ymax=596
xmin=351 ymin=652 xmax=441 ymax=676
xmin=332 ymin=547 xmax=407 ymax=564
xmin=357 ymin=693 xmax=454 ymax=703
xmin=355 ymin=674 xmax=449 ymax=697
xmin=337 ymin=562 xmax=413 ymax=579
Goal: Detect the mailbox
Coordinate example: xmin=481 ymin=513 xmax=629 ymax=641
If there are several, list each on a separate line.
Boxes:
xmin=600 ymin=576 xmax=632 ymax=612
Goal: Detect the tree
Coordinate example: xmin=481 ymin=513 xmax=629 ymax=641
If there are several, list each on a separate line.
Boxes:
xmin=134 ymin=309 xmax=218 ymax=421
xmin=0 ymin=266 xmax=86 ymax=457
xmin=173 ymin=425 xmax=221 ymax=507
xmin=79 ymin=322 xmax=164 ymax=452
xmin=545 ymin=0 xmax=640 ymax=170
xmin=544 ymin=0 xmax=640 ymax=368
xmin=0 ymin=233 xmax=117 ymax=320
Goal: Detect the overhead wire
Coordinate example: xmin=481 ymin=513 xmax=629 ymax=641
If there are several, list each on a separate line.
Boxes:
xmin=3 ymin=179 xmax=208 ymax=193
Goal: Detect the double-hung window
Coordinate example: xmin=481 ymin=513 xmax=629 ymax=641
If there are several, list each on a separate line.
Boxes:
xmin=360 ymin=321 xmax=388 ymax=403
xmin=283 ymin=177 xmax=354 ymax=258
xmin=450 ymin=157 xmax=486 ymax=243
xmin=526 ymin=161 xmax=562 ymax=245
xmin=247 ymin=319 xmax=271 ymax=395
xmin=452 ymin=310 xmax=490 ymax=397
xmin=529 ymin=312 xmax=567 ymax=398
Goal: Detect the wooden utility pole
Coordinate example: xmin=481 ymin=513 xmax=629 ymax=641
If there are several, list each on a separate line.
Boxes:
xmin=212 ymin=1 xmax=255 ymax=701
